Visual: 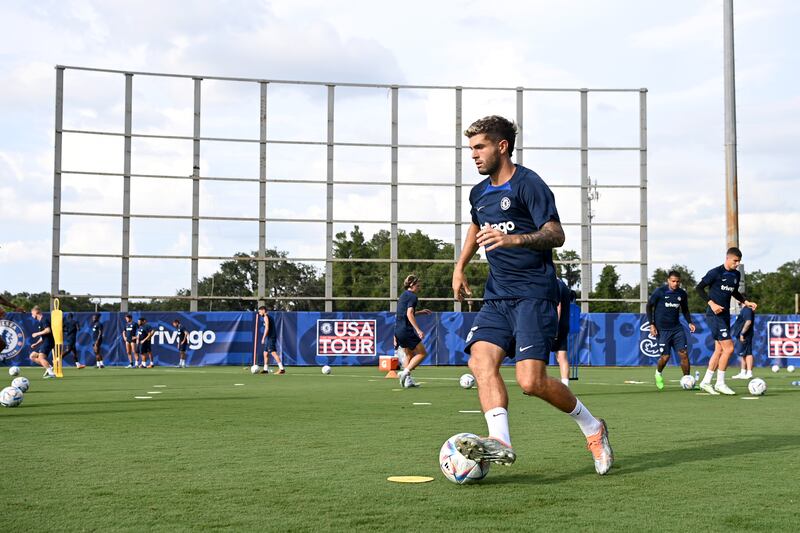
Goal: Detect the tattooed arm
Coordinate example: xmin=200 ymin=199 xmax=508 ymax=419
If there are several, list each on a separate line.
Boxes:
xmin=476 ymin=220 xmax=565 ymax=252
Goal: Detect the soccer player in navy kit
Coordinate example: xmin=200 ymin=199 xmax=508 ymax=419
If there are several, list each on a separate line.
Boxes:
xmin=451 ymin=116 xmax=613 ymax=475
xmin=695 ymin=247 xmax=757 ymax=395
xmin=553 ymin=279 xmax=575 ymax=387
xmin=62 ymin=312 xmax=85 ymax=368
xmin=647 ymin=270 xmax=696 ymax=390
xmin=90 ymin=314 xmax=105 ymax=368
xmin=122 ymin=314 xmax=138 ymax=368
xmin=730 ymin=307 xmax=755 ymax=380
xmin=172 ymin=319 xmax=189 ymax=368
xmin=395 ymin=274 xmax=432 ymax=388
xmin=257 ymin=306 xmax=285 ymax=374
xmin=136 ymin=317 xmax=155 ymax=368
xmin=28 ymin=306 xmax=56 ymax=378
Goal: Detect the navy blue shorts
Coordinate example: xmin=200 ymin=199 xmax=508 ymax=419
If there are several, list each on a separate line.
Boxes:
xmin=64 ymin=340 xmax=76 ymax=352
xmin=177 ymin=342 xmax=188 ymax=352
xmin=736 ymin=337 xmax=753 ymax=356
xmin=35 ymin=340 xmax=54 ymax=356
xmin=137 ymin=341 xmax=152 ymax=354
xmin=706 ymin=313 xmax=732 ymax=342
xmin=657 ymin=327 xmax=687 ymax=355
xmin=465 ymin=298 xmax=557 ymax=362
xmin=395 ymin=329 xmax=422 ymax=350
xmin=260 ymin=337 xmax=277 ymax=353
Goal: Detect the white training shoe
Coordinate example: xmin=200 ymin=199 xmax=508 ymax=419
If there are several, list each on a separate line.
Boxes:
xmin=744 ymin=372 xmax=753 ymax=379
xmin=699 ymin=382 xmax=720 ymax=395
xmin=714 ymin=383 xmax=736 ymax=395
xmin=456 ymin=435 xmax=516 ymax=466
xmin=730 ymin=372 xmax=747 ymax=380
xmin=404 ymin=375 xmax=420 ymax=388
xmin=125 ymin=364 xmax=133 ymax=368
xmin=44 ymin=370 xmax=55 ymax=379
xmin=397 ymin=370 xmax=408 ymax=387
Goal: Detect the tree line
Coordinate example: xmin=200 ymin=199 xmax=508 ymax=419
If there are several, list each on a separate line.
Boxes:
xmin=4 ymin=230 xmax=798 ymax=314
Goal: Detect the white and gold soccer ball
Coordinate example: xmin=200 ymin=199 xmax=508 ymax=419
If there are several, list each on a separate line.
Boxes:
xmin=459 ymin=374 xmax=476 ymax=389
xmin=11 ymin=377 xmax=29 ymax=393
xmin=321 ymin=365 xmax=331 ymax=375
xmin=787 ymin=365 xmax=796 ymax=373
xmin=439 ymin=433 xmax=490 ymax=484
xmin=0 ymin=386 xmax=23 ymax=408
xmin=679 ymin=374 xmax=696 ymax=390
xmin=8 ymin=366 xmax=20 ymax=377
xmin=747 ymin=378 xmax=767 ymax=396
xmin=250 ymin=365 xmax=260 ymax=374
xmin=771 ymin=364 xmax=780 ymax=373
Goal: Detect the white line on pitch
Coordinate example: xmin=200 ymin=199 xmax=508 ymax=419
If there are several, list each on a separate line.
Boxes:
xmin=459 ymin=410 xmax=481 ymax=413
xmin=413 ymin=402 xmax=432 ymax=405
xmin=134 ymin=396 xmax=152 ymax=399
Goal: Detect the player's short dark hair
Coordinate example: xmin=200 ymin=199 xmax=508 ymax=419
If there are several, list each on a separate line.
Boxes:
xmin=464 ymin=115 xmax=518 ymax=155
xmin=67 ymin=313 xmax=74 ymax=319
xmin=138 ymin=317 xmax=146 ymax=322
xmin=172 ymin=319 xmax=180 ymax=324
xmin=125 ymin=314 xmax=132 ymax=319
xmin=726 ymin=247 xmax=742 ymax=258
xmin=93 ymin=313 xmax=100 ymax=319
xmin=403 ymin=274 xmax=420 ymax=290
xmin=257 ymin=305 xmax=266 ymax=312
xmin=667 ymin=270 xmax=681 ymax=279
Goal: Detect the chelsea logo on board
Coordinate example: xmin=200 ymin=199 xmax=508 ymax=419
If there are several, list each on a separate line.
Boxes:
xmin=0 ymin=320 xmax=25 ymax=361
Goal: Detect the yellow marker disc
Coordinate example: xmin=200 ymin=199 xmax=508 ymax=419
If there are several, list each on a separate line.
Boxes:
xmin=387 ymin=476 xmax=434 ymax=483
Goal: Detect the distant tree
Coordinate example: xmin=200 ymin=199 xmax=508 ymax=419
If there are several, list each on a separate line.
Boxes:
xmin=554 ymin=249 xmax=581 ymax=290
xmin=747 ymin=259 xmax=800 ymax=314
xmin=590 ymin=265 xmax=628 ymax=312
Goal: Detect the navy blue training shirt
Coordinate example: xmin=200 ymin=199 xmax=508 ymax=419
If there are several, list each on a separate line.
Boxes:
xmin=395 ymin=290 xmax=419 ymax=334
xmin=731 ymin=307 xmax=755 ymax=339
xmin=260 ymin=314 xmax=276 ymax=340
xmin=469 ymin=165 xmax=560 ymax=301
xmin=123 ymin=321 xmax=136 ymax=342
xmin=36 ymin=316 xmax=54 ymax=344
xmin=700 ymin=265 xmax=741 ymax=313
xmin=63 ymin=317 xmax=78 ymax=343
xmin=91 ymin=321 xmax=103 ymax=341
xmin=175 ymin=324 xmax=188 ymax=346
xmin=648 ymin=286 xmax=691 ymax=330
xmin=137 ymin=323 xmax=153 ymax=341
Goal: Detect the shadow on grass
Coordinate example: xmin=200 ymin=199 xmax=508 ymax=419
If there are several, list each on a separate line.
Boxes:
xmin=482 ymin=433 xmax=799 ymax=485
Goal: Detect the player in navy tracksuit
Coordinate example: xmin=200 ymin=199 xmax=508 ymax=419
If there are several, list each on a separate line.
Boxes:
xmin=647 ymin=270 xmax=696 ymax=390
xmin=136 ymin=317 xmax=155 ymax=368
xmin=28 ymin=305 xmax=56 ymax=378
xmin=257 ymin=306 xmax=285 ymax=374
xmin=172 ymin=319 xmax=189 ymax=368
xmin=730 ymin=307 xmax=756 ymax=380
xmin=695 ymin=247 xmax=757 ymax=395
xmin=90 ymin=314 xmax=105 ymax=368
xmin=62 ymin=312 xmax=85 ymax=368
xmin=553 ymin=279 xmax=576 ymax=387
xmin=394 ymin=274 xmax=432 ymax=388
xmin=451 ymin=115 xmax=613 ymax=475
xmin=122 ymin=314 xmax=138 ymax=368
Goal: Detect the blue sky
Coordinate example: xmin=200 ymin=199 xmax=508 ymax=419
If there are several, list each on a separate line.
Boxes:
xmin=1 ymin=0 xmax=798 ymax=300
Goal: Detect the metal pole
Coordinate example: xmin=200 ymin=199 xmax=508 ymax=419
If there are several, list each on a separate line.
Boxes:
xmin=51 ymin=67 xmax=64 ymax=305
xmin=579 ymin=89 xmax=590 ymax=313
xmin=454 ymin=87 xmax=463 ymax=312
xmin=639 ymin=89 xmax=649 ymax=313
xmin=190 ymin=78 xmax=201 ymax=312
xmin=325 ymin=85 xmax=335 ymax=312
xmin=121 ymin=73 xmax=132 ymax=312
xmin=724 ymin=0 xmax=739 ymax=249
xmin=390 ymin=86 xmax=399 ymax=312
xmin=515 ymin=87 xmax=524 ymax=165
xmin=258 ymin=82 xmax=268 ymax=308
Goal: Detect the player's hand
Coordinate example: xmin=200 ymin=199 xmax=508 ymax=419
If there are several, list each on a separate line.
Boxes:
xmin=649 ymin=325 xmax=657 ymax=337
xmin=476 ymin=224 xmax=515 ymax=252
xmin=740 ymin=335 xmax=745 ymax=342
xmin=709 ymin=301 xmax=724 ymax=315
xmin=744 ymin=300 xmax=757 ymax=310
xmin=452 ymin=270 xmax=472 ymax=302
xmin=689 ymin=323 xmax=696 ymax=333
xmin=415 ymin=328 xmax=424 ymax=339
xmin=417 ymin=309 xmax=432 ymax=315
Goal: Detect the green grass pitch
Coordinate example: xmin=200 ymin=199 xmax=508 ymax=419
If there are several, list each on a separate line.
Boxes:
xmin=2 ymin=365 xmax=798 ymax=532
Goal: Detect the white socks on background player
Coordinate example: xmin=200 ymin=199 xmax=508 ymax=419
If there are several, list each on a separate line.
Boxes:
xmin=485 ymin=407 xmax=512 ymax=446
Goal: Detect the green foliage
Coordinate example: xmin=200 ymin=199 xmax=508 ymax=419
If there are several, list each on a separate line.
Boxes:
xmin=746 ymin=259 xmax=800 ymax=313
xmin=553 ymin=249 xmax=581 ymax=289
xmin=589 ymin=265 xmax=629 ymax=312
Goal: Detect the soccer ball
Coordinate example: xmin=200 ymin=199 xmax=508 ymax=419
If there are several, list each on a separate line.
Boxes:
xmin=8 ymin=366 xmax=20 ymax=377
xmin=747 ymin=378 xmax=767 ymax=396
xmin=787 ymin=365 xmax=796 ymax=373
xmin=439 ymin=433 xmax=491 ymax=484
xmin=250 ymin=365 xmax=260 ymax=374
xmin=11 ymin=377 xmax=29 ymax=393
xmin=771 ymin=364 xmax=780 ymax=373
xmin=679 ymin=375 xmax=696 ymax=390
xmin=321 ymin=365 xmax=331 ymax=375
xmin=459 ymin=374 xmax=475 ymax=389
xmin=0 ymin=386 xmax=23 ymax=408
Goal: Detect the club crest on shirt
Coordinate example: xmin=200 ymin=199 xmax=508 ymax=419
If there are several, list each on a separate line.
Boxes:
xmin=500 ymin=197 xmax=511 ymax=210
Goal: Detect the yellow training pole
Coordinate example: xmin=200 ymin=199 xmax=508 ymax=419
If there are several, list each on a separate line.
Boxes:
xmin=51 ymin=298 xmax=64 ymax=378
